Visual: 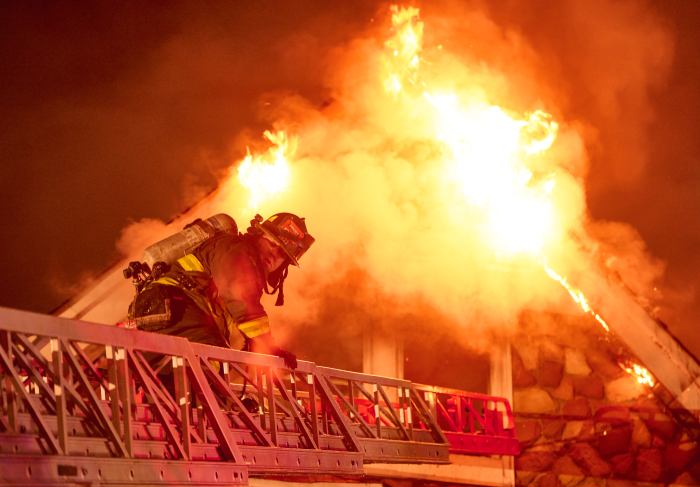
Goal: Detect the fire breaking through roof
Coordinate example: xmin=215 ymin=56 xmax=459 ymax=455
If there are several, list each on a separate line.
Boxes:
xmin=1 ymin=1 xmax=700 ymax=485
xmin=53 ymin=0 xmax=698 ymax=425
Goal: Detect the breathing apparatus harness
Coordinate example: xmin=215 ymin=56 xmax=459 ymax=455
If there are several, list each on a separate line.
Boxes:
xmin=124 ymin=214 xmax=297 ymax=325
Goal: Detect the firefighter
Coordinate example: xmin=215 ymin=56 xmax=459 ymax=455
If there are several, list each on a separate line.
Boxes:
xmin=128 ymin=213 xmax=314 ymax=369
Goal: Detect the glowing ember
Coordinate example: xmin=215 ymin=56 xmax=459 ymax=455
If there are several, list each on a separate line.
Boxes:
xmin=237 ymin=130 xmax=293 ymax=209
xmin=621 ymin=361 xmax=655 ymax=387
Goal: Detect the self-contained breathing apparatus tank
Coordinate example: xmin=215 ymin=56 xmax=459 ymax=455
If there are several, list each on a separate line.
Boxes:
xmin=123 ymin=213 xmax=237 ymax=292
xmin=143 ymin=213 xmax=237 ymax=267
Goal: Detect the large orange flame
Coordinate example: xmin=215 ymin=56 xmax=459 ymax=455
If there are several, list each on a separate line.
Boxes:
xmin=383 ymin=5 xmax=423 ymax=96
xmin=381 ymin=4 xmax=655 ymax=389
xmin=228 ymin=4 xmax=655 ymax=390
xmin=236 ymin=130 xmax=294 ymax=209
xmin=381 ymin=6 xmax=561 ymax=257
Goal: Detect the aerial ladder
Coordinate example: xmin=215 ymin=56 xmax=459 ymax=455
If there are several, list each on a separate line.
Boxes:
xmin=0 ymin=306 xmax=519 ymax=486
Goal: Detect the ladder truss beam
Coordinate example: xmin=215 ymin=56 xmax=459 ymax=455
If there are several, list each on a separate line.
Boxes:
xmin=0 ymin=306 xmax=517 ymax=485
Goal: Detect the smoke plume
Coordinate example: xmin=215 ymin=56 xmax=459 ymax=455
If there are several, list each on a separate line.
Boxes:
xmin=68 ymin=1 xmax=687 ymax=357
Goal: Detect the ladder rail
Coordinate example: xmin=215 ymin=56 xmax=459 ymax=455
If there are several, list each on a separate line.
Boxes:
xmin=0 ymin=306 xmax=518 ymax=485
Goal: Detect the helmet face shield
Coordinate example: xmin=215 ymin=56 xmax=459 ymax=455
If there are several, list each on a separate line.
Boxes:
xmin=258 ymin=213 xmax=315 ymax=266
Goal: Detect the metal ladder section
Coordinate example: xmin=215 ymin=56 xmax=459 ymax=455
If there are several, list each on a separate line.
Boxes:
xmin=0 ymin=307 xmax=519 ymax=486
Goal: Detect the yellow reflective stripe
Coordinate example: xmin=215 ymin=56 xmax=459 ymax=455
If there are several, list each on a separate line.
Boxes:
xmin=154 ymin=276 xmax=179 ymax=287
xmin=177 ymin=254 xmax=205 ymax=273
xmin=237 ymin=316 xmax=271 ymax=338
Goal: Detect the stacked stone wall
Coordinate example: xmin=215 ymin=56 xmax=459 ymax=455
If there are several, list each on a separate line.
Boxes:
xmin=512 ymin=312 xmax=699 ymax=486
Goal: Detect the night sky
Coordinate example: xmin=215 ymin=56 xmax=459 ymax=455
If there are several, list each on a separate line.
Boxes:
xmin=1 ymin=1 xmax=698 ymax=357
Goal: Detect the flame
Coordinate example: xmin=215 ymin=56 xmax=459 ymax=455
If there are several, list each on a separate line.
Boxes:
xmin=381 ymin=6 xmax=628 ymax=356
xmin=383 ymin=6 xmax=624 ymax=361
xmin=381 ymin=5 xmax=562 ymax=257
xmin=239 ymin=4 xmax=563 ymax=260
xmin=383 ymin=5 xmax=423 ymax=96
xmin=236 ymin=130 xmax=294 ymax=209
xmin=431 ymin=96 xmax=560 ymax=255
xmin=545 ymin=261 xmax=658 ymax=388
xmin=522 ymin=111 xmax=559 ymax=155
xmin=226 ymin=5 xmax=655 ymax=391
xmin=544 ymin=264 xmax=611 ymax=333
xmin=621 ymin=361 xmax=655 ymax=387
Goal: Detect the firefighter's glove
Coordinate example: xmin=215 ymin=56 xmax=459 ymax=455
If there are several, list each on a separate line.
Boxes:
xmin=272 ymin=347 xmax=297 ymax=369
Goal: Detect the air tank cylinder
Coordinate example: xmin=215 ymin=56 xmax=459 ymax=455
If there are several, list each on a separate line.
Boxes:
xmin=142 ymin=213 xmax=237 ymax=266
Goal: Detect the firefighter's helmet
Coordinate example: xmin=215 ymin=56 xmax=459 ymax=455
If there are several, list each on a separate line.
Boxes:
xmin=252 ymin=213 xmax=314 ymax=266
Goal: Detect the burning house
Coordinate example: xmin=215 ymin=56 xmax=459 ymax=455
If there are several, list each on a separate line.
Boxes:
xmin=1 ymin=2 xmax=699 ymax=486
